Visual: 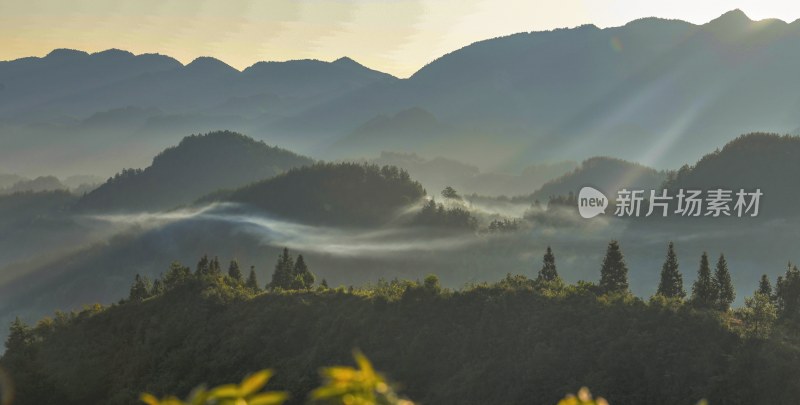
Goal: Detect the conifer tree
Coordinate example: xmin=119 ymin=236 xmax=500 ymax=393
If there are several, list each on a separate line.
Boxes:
xmin=321 ymin=278 xmax=329 ymax=289
xmin=269 ymin=248 xmax=295 ymax=290
xmin=151 ymin=279 xmax=165 ymax=296
xmin=757 ymin=274 xmax=773 ymax=297
xmin=129 ymin=274 xmax=152 ymax=301
xmin=228 ymin=259 xmax=243 ymax=283
xmin=209 ymin=256 xmax=222 ymax=276
xmin=246 ymin=266 xmax=260 ymax=292
xmin=5 ymin=317 xmax=33 ymax=352
xmin=196 ymin=255 xmax=210 ymax=276
xmin=537 ymin=246 xmax=559 ymax=282
xmin=293 ymin=254 xmax=315 ymax=289
xmin=691 ymin=252 xmax=716 ymax=308
xmin=713 ymin=254 xmax=735 ymax=311
xmin=164 ymin=261 xmax=191 ymax=288
xmin=776 ymin=263 xmax=800 ymax=319
xmin=656 ymin=242 xmax=685 ymax=298
xmin=741 ymin=291 xmax=777 ymax=339
xmin=599 ymin=240 xmax=629 ymax=294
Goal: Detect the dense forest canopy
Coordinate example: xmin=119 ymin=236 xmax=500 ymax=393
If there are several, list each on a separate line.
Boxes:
xmin=3 ymin=243 xmax=800 ymax=405
xmin=214 ymin=162 xmax=426 ymax=227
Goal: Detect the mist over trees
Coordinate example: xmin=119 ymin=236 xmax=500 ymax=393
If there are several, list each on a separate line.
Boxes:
xmin=218 ymin=162 xmax=425 ymax=227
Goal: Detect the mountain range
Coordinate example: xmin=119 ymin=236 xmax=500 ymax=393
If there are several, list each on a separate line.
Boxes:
xmin=3 ymin=10 xmax=800 ymax=176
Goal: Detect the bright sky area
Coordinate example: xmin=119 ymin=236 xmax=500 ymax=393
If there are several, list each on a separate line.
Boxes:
xmin=2 ymin=0 xmax=800 ymax=77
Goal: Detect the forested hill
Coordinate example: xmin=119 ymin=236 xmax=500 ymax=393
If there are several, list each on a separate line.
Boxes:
xmin=211 ymin=162 xmax=426 ymax=227
xmin=76 ymin=131 xmax=313 ymax=212
xmin=663 ymin=133 xmax=800 ymax=217
xmin=3 ymin=261 xmax=800 ymax=405
xmin=530 ymin=157 xmax=665 ymax=202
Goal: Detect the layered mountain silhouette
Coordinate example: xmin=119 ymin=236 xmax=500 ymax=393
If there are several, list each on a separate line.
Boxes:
xmin=3 ymin=10 xmax=800 ymax=177
xmin=75 ymin=131 xmax=313 ymax=212
xmin=283 ymin=9 xmax=800 ymax=168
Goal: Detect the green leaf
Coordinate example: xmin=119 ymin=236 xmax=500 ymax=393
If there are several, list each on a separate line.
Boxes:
xmin=240 ymin=370 xmax=273 ymax=396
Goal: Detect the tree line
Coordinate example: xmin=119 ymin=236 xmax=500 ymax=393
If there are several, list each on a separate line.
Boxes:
xmin=534 ymin=240 xmax=799 ymax=338
xmin=128 ymin=248 xmax=320 ymax=302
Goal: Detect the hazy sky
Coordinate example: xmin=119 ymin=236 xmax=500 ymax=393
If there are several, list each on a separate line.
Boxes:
xmin=2 ymin=0 xmax=800 ymax=77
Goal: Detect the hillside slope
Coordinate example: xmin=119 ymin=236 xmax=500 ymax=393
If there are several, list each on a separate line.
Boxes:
xmin=76 ymin=131 xmax=313 ymax=212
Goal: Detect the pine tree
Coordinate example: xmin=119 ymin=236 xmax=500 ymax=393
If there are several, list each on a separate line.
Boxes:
xmin=228 ymin=259 xmax=243 ymax=283
xmin=691 ymin=252 xmax=716 ymax=308
xmin=713 ymin=254 xmax=735 ymax=311
xmin=129 ymin=274 xmax=152 ymax=302
xmin=196 ymin=255 xmax=210 ymax=276
xmin=151 ymin=278 xmax=165 ymax=296
xmin=537 ymin=246 xmax=559 ymax=282
xmin=269 ymin=248 xmax=295 ymax=290
xmin=293 ymin=254 xmax=315 ymax=289
xmin=5 ymin=317 xmax=33 ymax=352
xmin=164 ymin=261 xmax=191 ymax=288
xmin=656 ymin=242 xmax=685 ymax=298
xmin=321 ymin=278 xmax=329 ymax=289
xmin=209 ymin=256 xmax=222 ymax=276
xmin=599 ymin=240 xmax=629 ymax=294
xmin=741 ymin=292 xmax=777 ymax=339
xmin=246 ymin=266 xmax=261 ymax=292
xmin=776 ymin=263 xmax=800 ymax=320
xmin=757 ymin=274 xmax=773 ymax=297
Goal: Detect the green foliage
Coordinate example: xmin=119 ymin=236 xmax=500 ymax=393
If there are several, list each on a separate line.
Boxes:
xmin=485 ymin=218 xmax=519 ymax=233
xmin=7 ymin=265 xmax=800 ymax=405
xmin=129 ymin=274 xmax=153 ymax=302
xmin=776 ymin=264 xmax=800 ymax=320
xmin=739 ymin=293 xmax=777 ymax=339
xmin=440 ymin=186 xmax=461 ymax=200
xmin=164 ymin=262 xmax=192 ymax=289
xmin=246 ymin=266 xmax=261 ymax=293
xmin=222 ymin=162 xmax=424 ymax=227
xmin=537 ymin=246 xmax=559 ymax=282
xmin=757 ymin=274 xmax=773 ymax=297
xmin=656 ymin=242 xmax=685 ymax=299
xmin=269 ymin=248 xmax=315 ymax=291
xmin=412 ymin=199 xmax=477 ymax=230
xmin=556 ymin=387 xmax=608 ymax=405
xmin=311 ymin=351 xmax=414 ymax=405
xmin=229 ymin=260 xmax=244 ymax=284
xmin=691 ymin=252 xmax=716 ymax=309
xmin=713 ymin=254 xmax=735 ymax=311
xmin=141 ymin=370 xmax=288 ymax=405
xmin=599 ymin=241 xmax=628 ymax=294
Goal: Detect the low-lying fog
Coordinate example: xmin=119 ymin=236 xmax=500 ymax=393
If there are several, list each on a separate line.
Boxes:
xmin=1 ymin=201 xmax=798 ymax=344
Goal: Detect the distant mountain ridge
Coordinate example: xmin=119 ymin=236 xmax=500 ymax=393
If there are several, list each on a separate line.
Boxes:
xmin=0 ymin=49 xmax=393 ymax=120
xmin=282 ymin=9 xmax=800 ymax=168
xmin=5 ymin=10 xmax=800 ymax=174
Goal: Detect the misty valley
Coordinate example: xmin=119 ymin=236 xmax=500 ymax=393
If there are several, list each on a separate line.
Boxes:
xmin=3 ymin=7 xmax=800 ymax=405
